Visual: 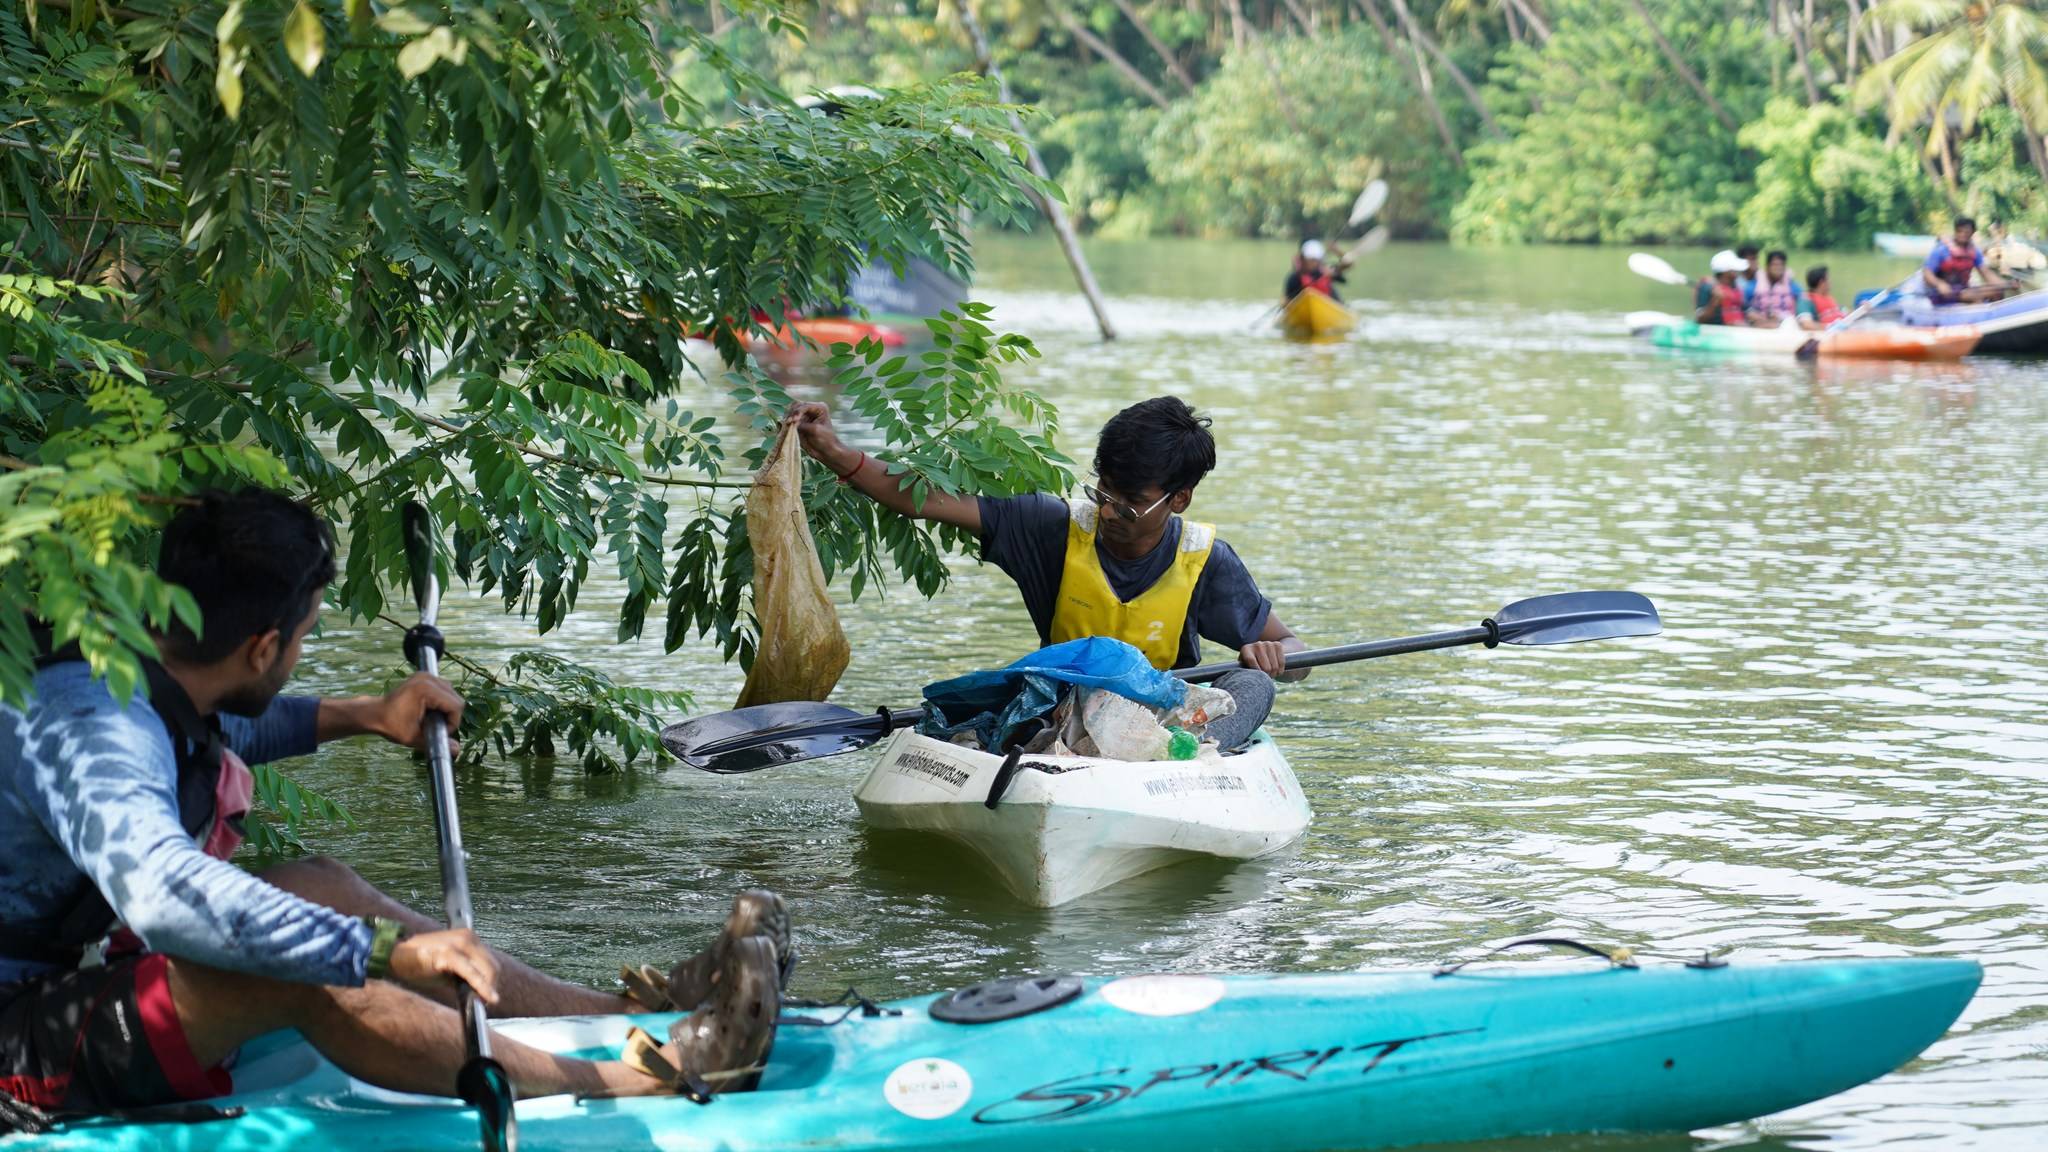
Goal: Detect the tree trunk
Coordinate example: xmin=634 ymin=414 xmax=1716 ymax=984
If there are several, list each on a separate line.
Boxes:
xmin=1110 ymin=0 xmax=1198 ymax=92
xmin=1844 ymin=0 xmax=1860 ymax=84
xmin=1406 ymin=37 xmax=1464 ymax=166
xmin=1505 ymin=0 xmax=1551 ymax=41
xmin=2008 ymin=90 xmax=2048 ymax=184
xmin=1349 ymin=0 xmax=1400 ymax=55
xmin=1351 ymin=0 xmax=1461 ymax=163
xmin=1058 ymin=10 xmax=1173 ymax=107
xmin=1222 ymin=0 xmax=1248 ymax=47
xmin=1278 ymin=0 xmax=1315 ymax=34
xmin=1385 ymin=0 xmax=1504 ymax=137
xmin=1791 ymin=0 xmax=1821 ymax=105
xmin=959 ymin=6 xmax=1118 ymax=341
xmin=1624 ymin=0 xmax=1739 ymax=133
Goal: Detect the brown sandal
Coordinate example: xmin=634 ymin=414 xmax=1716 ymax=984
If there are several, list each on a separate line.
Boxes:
xmin=666 ymin=934 xmax=782 ymax=1094
xmin=620 ymin=890 xmax=794 ymax=1012
xmin=616 ymin=935 xmax=782 ymax=1097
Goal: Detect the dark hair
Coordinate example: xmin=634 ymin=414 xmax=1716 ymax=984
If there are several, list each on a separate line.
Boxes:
xmin=1805 ymin=264 xmax=1829 ymax=290
xmin=1766 ymin=249 xmax=1788 ymax=264
xmin=158 ymin=489 xmax=336 ymax=663
xmin=1736 ymin=244 xmax=1760 ymax=259
xmin=1955 ymin=215 xmax=1977 ymax=231
xmin=1094 ymin=396 xmax=1216 ymax=496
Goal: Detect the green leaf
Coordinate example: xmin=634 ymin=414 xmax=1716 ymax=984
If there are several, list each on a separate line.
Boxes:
xmin=284 ymin=2 xmax=325 ymax=78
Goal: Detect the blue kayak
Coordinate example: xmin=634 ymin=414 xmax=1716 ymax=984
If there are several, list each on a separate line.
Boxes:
xmin=1900 ymin=286 xmax=2048 ymax=353
xmin=10 ymin=957 xmax=1977 ymax=1151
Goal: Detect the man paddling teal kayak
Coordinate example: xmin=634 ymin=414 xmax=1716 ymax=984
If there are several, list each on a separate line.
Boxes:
xmin=0 ymin=489 xmax=780 ymax=1120
xmin=788 ymin=395 xmax=1308 ymax=748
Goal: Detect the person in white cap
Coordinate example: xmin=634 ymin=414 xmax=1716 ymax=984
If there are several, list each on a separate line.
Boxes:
xmin=1284 ymin=238 xmax=1344 ymax=303
xmin=1695 ymin=250 xmax=1751 ymax=326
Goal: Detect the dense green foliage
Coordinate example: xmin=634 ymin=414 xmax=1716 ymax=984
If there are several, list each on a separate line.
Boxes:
xmin=1145 ymin=31 xmax=1461 ymax=238
xmin=723 ymin=0 xmax=2048 ymax=244
xmin=1451 ymin=0 xmax=1771 ymax=243
xmin=1 ymin=0 xmax=1073 ymax=843
xmin=1737 ymin=99 xmax=1934 ymax=249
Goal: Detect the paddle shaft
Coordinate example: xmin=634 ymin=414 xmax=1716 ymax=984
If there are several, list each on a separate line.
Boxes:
xmin=409 ymin=563 xmax=494 ymax=1065
xmin=1176 ymin=624 xmax=1493 ymax=684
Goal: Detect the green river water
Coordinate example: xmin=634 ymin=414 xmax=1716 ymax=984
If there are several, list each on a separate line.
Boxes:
xmin=285 ymin=238 xmax=2047 ymax=1150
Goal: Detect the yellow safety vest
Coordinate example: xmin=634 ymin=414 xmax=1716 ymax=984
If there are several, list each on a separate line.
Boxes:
xmin=1048 ymin=499 xmax=1216 ymax=670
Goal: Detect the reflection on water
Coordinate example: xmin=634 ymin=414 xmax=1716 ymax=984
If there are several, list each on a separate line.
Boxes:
xmin=287 ymin=238 xmax=2047 ymax=1149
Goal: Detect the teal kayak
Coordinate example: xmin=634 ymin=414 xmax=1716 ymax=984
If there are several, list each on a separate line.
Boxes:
xmin=9 ymin=957 xmax=1978 ymax=1152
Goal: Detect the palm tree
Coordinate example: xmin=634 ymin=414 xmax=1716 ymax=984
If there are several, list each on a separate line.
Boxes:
xmin=1856 ymin=0 xmax=2048 ymax=182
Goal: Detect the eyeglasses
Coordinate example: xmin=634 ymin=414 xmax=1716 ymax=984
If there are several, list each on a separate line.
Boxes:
xmin=1082 ymin=482 xmax=1174 ymax=523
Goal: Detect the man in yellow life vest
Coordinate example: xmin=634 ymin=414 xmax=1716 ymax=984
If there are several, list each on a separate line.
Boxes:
xmin=786 ymin=395 xmax=1307 ymax=749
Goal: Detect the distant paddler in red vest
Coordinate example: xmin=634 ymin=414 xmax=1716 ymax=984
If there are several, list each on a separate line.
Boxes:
xmin=1921 ymin=216 xmax=2010 ymax=304
xmin=1284 ymin=239 xmax=1345 ymax=303
xmin=1796 ymin=265 xmax=1844 ymax=330
xmin=1694 ymin=250 xmax=1751 ymax=326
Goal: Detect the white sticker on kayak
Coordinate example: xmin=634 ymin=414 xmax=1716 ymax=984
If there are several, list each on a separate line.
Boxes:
xmin=891 ymin=750 xmax=973 ymax=791
xmin=1099 ymin=974 xmax=1226 ymax=1017
xmin=884 ymin=1058 xmax=973 ymax=1120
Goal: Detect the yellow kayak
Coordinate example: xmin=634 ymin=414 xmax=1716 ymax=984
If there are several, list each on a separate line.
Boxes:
xmin=1278 ymin=287 xmax=1355 ymax=340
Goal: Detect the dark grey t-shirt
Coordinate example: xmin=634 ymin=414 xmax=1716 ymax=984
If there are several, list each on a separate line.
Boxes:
xmin=976 ymin=493 xmax=1273 ymax=669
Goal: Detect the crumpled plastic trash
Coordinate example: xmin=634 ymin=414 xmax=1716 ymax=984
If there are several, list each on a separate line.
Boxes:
xmin=1079 ymin=686 xmax=1231 ymax=761
xmin=734 ymin=428 xmax=849 ymax=708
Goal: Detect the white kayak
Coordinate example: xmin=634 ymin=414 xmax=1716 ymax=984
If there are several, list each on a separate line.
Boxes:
xmin=854 ymin=728 xmax=1311 ymax=906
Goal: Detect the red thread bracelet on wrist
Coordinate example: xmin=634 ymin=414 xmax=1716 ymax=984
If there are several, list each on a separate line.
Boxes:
xmin=833 ymin=451 xmax=868 ymax=484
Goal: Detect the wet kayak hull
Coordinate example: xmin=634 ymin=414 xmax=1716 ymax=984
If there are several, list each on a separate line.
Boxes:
xmin=1900 ymin=288 xmax=2048 ymax=354
xmin=11 ymin=959 xmax=1979 ymax=1152
xmin=854 ymin=729 xmax=1309 ymax=906
xmin=1641 ymin=318 xmax=1979 ymax=359
xmin=1277 ymin=288 xmax=1355 ymax=340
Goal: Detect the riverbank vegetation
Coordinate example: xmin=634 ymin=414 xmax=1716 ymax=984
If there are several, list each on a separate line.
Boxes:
xmin=721 ymin=0 xmax=2048 ymax=246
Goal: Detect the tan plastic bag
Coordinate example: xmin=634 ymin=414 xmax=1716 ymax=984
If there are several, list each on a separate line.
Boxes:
xmin=734 ymin=428 xmax=850 ymax=708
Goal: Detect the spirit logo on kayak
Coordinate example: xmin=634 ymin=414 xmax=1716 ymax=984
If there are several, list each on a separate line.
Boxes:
xmin=894 ymin=751 xmax=973 ymax=790
xmin=971 ymin=1027 xmax=1484 ymax=1124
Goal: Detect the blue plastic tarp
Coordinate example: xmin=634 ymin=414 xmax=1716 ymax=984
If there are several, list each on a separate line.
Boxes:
xmin=918 ymin=637 xmax=1187 ymax=751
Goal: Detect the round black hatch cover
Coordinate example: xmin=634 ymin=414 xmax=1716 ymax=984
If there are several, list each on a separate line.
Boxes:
xmin=929 ymin=975 xmax=1083 ymax=1024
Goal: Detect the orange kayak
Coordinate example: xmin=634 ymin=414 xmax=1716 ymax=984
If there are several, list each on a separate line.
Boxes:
xmin=1816 ymin=326 xmax=1979 ymax=360
xmin=749 ymin=317 xmax=907 ymax=352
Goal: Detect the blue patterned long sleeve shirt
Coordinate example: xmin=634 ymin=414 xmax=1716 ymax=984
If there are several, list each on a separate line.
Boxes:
xmin=0 ymin=661 xmax=372 ymax=987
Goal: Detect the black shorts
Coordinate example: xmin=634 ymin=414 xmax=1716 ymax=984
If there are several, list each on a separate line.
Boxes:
xmin=1 ymin=954 xmax=231 ymax=1114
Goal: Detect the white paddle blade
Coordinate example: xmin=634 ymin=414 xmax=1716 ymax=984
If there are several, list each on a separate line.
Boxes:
xmin=1335 ymin=225 xmax=1389 ymax=269
xmin=1624 ymin=310 xmax=1680 ymax=334
xmin=1628 ymin=252 xmax=1691 ymax=286
xmin=1348 ymin=180 xmax=1389 ymax=229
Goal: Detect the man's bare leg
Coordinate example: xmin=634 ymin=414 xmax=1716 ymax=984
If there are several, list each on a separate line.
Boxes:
xmin=260 ymin=856 xmax=635 ymax=1017
xmin=167 ymin=957 xmax=665 ymax=1100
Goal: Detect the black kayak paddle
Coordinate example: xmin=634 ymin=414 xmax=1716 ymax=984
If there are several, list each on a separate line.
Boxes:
xmin=402 ymin=502 xmax=518 ymax=1152
xmin=661 ymin=590 xmax=1660 ymax=775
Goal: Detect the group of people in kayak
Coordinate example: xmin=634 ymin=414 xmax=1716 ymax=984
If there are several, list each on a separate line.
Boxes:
xmin=1695 ymin=217 xmax=2013 ymax=330
xmin=2 ymin=398 xmax=1302 ymax=1121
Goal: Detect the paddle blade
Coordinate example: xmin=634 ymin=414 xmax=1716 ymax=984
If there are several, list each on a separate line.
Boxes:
xmin=457 ymin=1057 xmax=517 ymax=1152
xmin=1352 ymin=225 xmax=1390 ymax=256
xmin=1494 ymin=591 xmax=1661 ymax=646
xmin=1628 ymin=252 xmax=1691 ymax=287
xmin=661 ymin=701 xmax=888 ymax=773
xmin=402 ymin=502 xmax=436 ymax=616
xmin=1348 ymin=179 xmax=1389 ymax=229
